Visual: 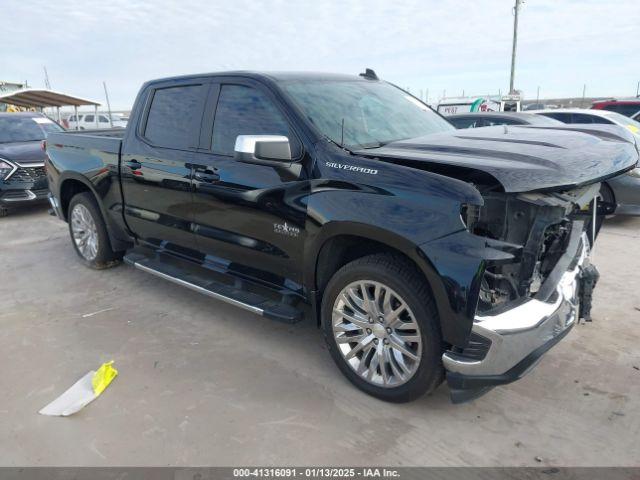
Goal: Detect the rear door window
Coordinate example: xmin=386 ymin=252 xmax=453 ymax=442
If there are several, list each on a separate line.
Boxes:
xmin=574 ymin=113 xmax=614 ymax=124
xmin=211 ymin=84 xmax=299 ymax=156
xmin=603 ymin=104 xmax=640 ymax=117
xmin=570 ymin=113 xmax=597 ymax=124
xmin=84 ymin=115 xmax=94 ymax=123
xmin=540 ymin=112 xmax=571 ymax=123
xmin=483 ymin=117 xmax=522 ymax=126
xmin=144 ymin=84 xmax=207 ymax=149
xmin=448 ymin=117 xmax=479 ymax=129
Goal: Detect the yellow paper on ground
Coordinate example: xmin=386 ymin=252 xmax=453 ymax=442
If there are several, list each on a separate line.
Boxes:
xmin=92 ymin=361 xmax=118 ymax=396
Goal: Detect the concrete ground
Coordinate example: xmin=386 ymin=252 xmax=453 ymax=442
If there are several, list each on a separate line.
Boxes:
xmin=0 ymin=205 xmax=638 ymax=467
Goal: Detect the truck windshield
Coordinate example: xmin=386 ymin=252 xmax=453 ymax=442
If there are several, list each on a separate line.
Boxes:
xmin=282 ymin=80 xmax=453 ymax=149
xmin=0 ymin=116 xmax=63 ymax=143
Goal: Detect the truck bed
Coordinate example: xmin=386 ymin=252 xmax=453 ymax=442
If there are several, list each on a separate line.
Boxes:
xmin=47 ymin=129 xmax=124 ymax=155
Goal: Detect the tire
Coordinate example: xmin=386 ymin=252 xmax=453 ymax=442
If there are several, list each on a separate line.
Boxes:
xmin=0 ymin=207 xmax=8 ymax=218
xmin=321 ymin=253 xmax=444 ymax=403
xmin=68 ymin=192 xmax=123 ymax=269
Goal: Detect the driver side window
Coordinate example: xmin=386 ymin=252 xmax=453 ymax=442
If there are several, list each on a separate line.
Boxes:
xmin=212 ymin=84 xmax=299 ymax=157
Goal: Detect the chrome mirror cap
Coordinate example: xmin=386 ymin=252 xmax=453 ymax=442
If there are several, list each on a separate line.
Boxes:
xmin=234 ymin=135 xmax=292 ymax=162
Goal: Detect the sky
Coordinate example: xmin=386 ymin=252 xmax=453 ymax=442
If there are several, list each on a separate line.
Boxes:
xmin=2 ymin=0 xmax=639 ymax=110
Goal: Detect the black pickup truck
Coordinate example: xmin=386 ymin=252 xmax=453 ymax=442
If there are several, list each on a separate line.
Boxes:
xmin=45 ymin=70 xmax=638 ymax=403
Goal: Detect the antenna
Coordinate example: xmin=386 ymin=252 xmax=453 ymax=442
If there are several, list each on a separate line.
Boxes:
xmin=359 ymin=68 xmax=379 ymax=81
xmin=340 ymin=118 xmax=345 ymax=147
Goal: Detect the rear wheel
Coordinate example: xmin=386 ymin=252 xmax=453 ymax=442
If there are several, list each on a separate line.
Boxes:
xmin=68 ymin=192 xmax=123 ymax=269
xmin=322 ymin=253 xmax=444 ymax=402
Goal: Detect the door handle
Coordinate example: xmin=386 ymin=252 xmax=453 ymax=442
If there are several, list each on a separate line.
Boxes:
xmin=193 ymin=166 xmax=220 ymax=183
xmin=194 ymin=171 xmax=220 ymax=182
xmin=124 ymin=160 xmax=142 ymax=170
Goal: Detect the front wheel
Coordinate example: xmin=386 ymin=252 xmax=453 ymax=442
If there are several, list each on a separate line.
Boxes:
xmin=322 ymin=253 xmax=444 ymax=403
xmin=68 ymin=192 xmax=123 ymax=269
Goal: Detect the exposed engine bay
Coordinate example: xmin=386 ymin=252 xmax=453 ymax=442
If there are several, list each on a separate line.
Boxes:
xmin=462 ymin=183 xmax=602 ymax=314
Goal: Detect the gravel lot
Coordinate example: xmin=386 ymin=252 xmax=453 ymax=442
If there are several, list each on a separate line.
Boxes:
xmin=1 ymin=205 xmax=638 ymax=467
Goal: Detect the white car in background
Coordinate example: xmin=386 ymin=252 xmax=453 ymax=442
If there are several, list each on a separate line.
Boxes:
xmin=532 ymin=108 xmax=640 ymax=138
xmin=65 ymin=113 xmax=127 ymax=130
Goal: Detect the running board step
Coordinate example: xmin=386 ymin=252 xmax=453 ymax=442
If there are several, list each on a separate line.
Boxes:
xmin=124 ymin=251 xmax=303 ymax=324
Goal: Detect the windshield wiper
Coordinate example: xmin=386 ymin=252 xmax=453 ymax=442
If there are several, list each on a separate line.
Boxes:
xmin=358 ymin=141 xmax=389 ymax=149
xmin=321 ymin=133 xmax=354 ymax=155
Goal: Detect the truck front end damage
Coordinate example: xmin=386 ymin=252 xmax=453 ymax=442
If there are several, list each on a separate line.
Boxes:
xmin=441 ymin=184 xmax=602 ymax=402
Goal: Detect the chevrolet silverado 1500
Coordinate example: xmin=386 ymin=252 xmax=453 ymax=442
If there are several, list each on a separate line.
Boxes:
xmin=45 ymin=70 xmax=638 ymax=403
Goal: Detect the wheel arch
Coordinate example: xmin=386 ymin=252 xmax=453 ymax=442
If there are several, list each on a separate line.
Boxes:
xmin=306 ymin=224 xmax=453 ymax=341
xmin=59 ymin=175 xmax=95 ymax=221
xmin=58 ymin=173 xmax=131 ymax=252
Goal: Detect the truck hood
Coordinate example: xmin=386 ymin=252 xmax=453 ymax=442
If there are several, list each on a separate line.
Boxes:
xmin=354 ymin=125 xmax=639 ymax=193
xmin=0 ymin=141 xmax=47 ymax=164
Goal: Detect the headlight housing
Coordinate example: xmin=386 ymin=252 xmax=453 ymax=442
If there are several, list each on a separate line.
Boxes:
xmin=0 ymin=158 xmax=17 ymax=180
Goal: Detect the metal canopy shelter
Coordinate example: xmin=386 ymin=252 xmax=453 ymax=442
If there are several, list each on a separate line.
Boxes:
xmin=0 ymin=89 xmax=101 ymax=129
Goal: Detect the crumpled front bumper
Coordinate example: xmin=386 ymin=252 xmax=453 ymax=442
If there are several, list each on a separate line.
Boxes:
xmin=443 ymin=230 xmax=595 ymax=403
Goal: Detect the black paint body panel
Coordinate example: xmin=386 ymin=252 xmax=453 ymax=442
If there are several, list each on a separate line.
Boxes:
xmin=358 ymin=124 xmax=637 ymax=192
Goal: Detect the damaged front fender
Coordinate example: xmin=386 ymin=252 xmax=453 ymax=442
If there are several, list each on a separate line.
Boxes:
xmin=418 ymin=230 xmax=521 ymax=348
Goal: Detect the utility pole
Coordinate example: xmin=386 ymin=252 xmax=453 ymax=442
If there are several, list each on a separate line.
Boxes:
xmin=103 ymin=81 xmax=113 ymax=128
xmin=509 ymin=0 xmax=523 ymax=94
xmin=43 ymin=67 xmax=51 ymax=90
xmin=581 ymin=84 xmax=586 ymax=108
xmin=536 ymin=86 xmax=540 ymax=105
xmin=636 ymin=80 xmax=639 ymax=97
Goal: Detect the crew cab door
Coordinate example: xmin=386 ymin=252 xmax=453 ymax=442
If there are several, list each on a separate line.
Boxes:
xmin=120 ymin=81 xmax=209 ymax=256
xmin=189 ymin=79 xmax=309 ymax=293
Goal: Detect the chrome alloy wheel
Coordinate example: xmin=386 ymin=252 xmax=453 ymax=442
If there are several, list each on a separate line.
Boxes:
xmin=332 ymin=280 xmax=423 ymax=388
xmin=70 ymin=204 xmax=99 ymax=261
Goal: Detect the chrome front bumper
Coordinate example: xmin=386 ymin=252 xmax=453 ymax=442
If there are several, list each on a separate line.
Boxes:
xmin=444 ymin=232 xmax=592 ymax=403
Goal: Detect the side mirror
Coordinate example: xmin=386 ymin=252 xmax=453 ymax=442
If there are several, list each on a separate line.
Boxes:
xmin=234 ymin=135 xmax=292 ymax=165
